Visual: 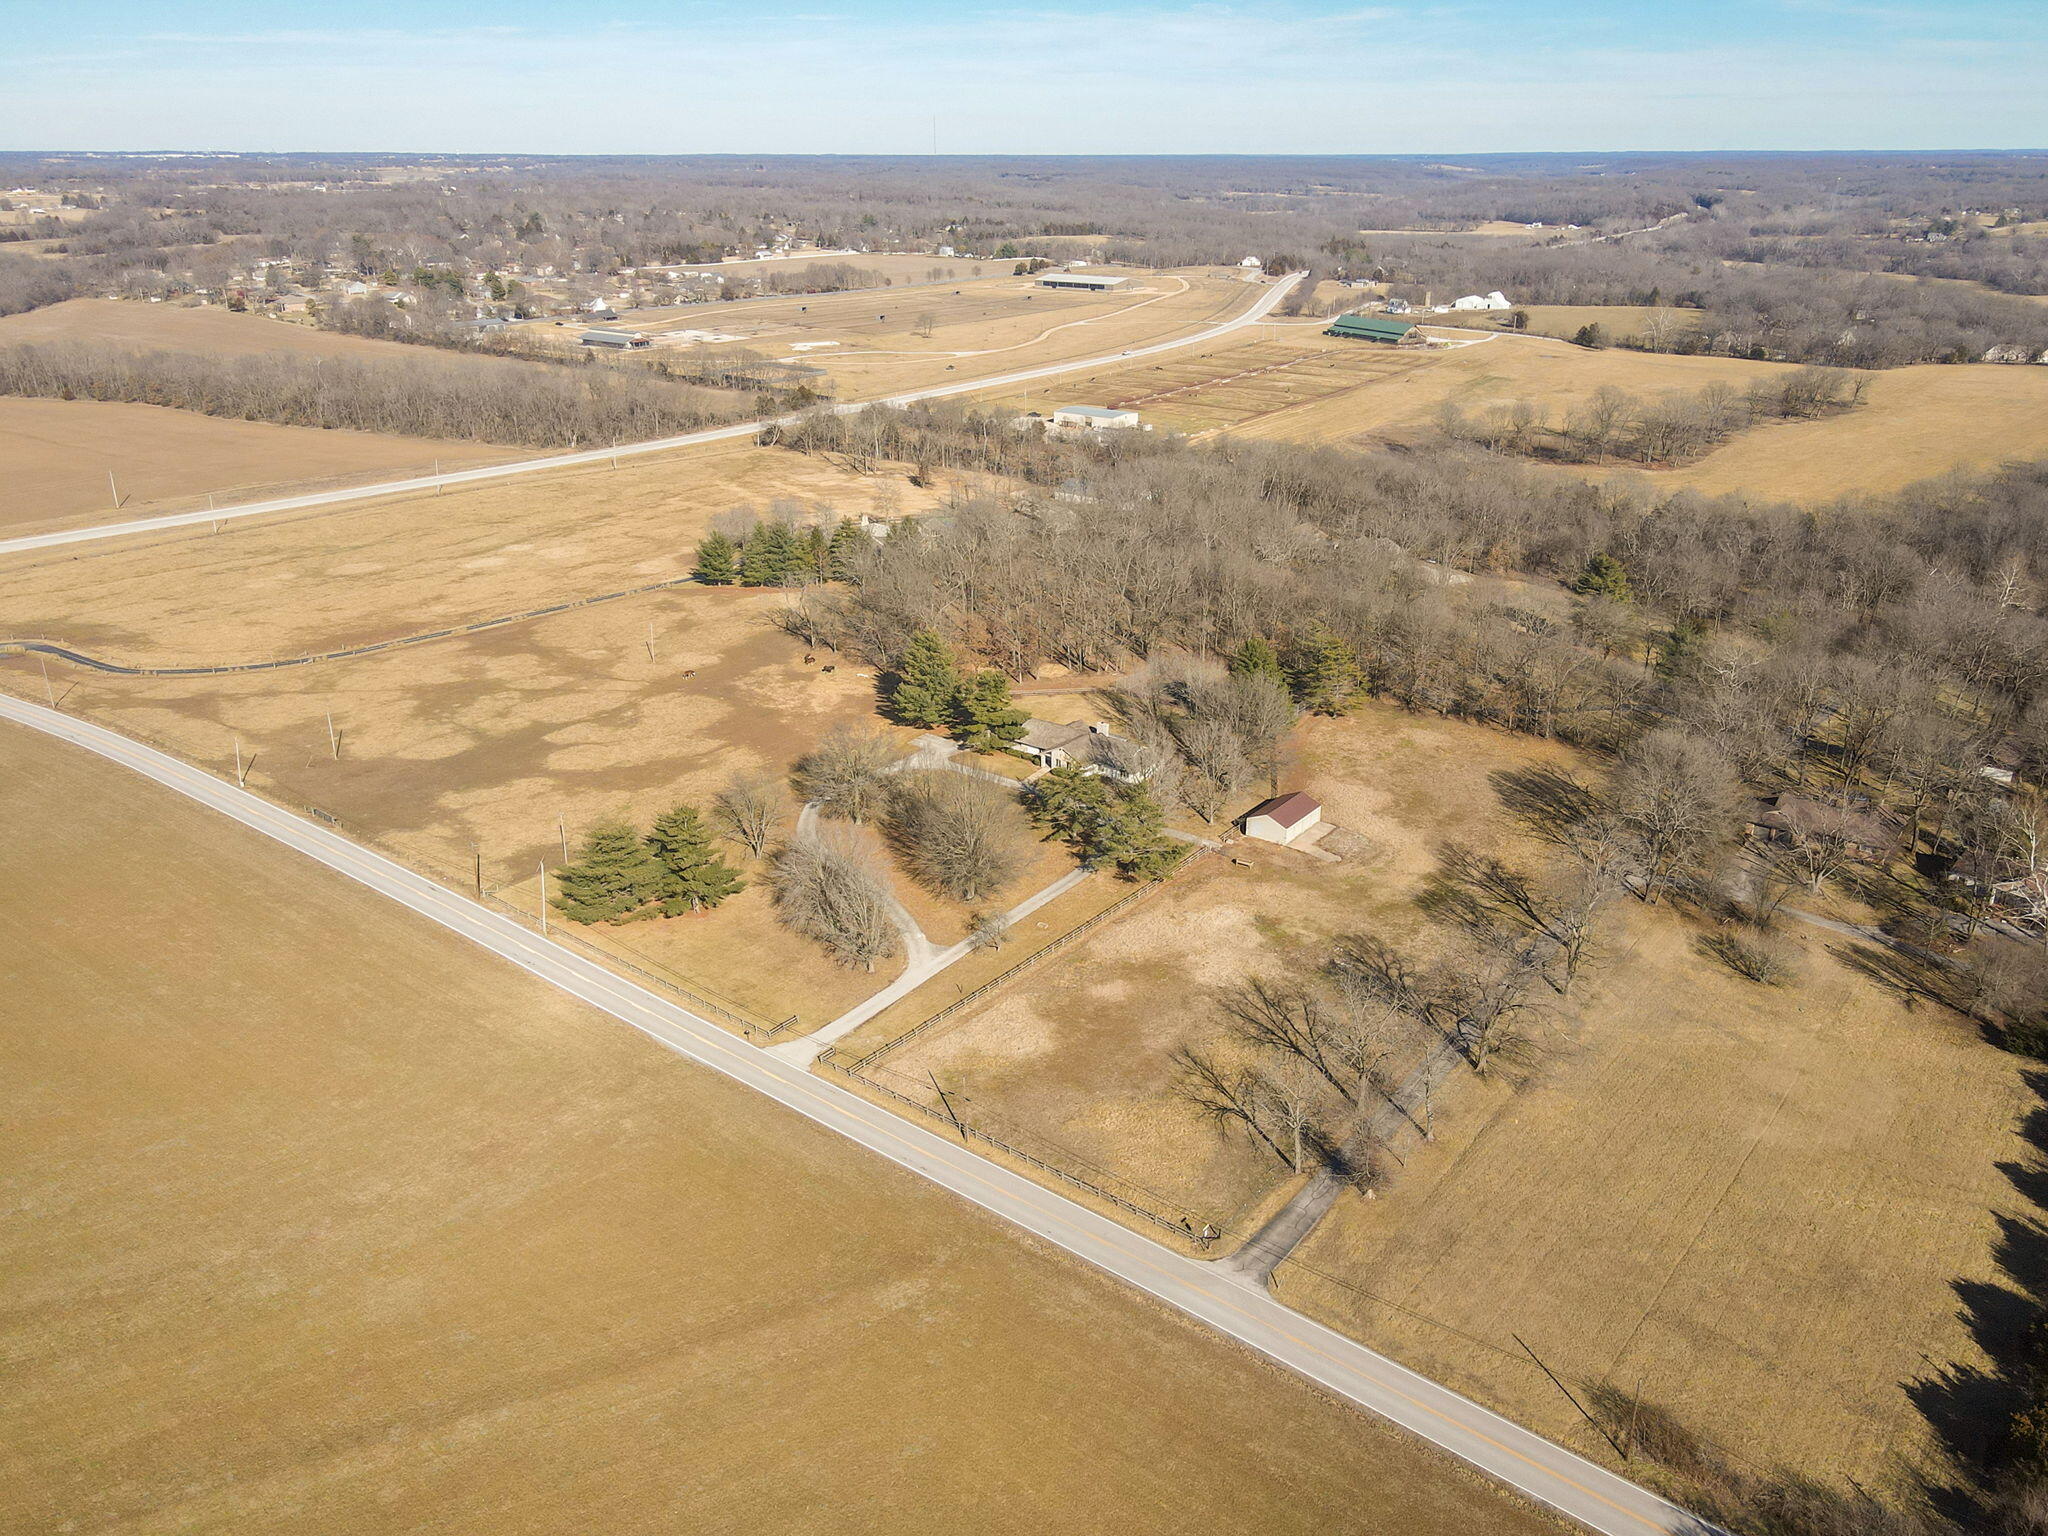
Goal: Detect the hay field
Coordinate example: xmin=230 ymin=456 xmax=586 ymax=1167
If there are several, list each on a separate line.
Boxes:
xmin=0 ymin=440 xmax=946 ymax=661
xmin=1657 ymin=362 xmax=2048 ymax=500
xmin=1284 ymin=895 xmax=2031 ymax=1489
xmin=624 ymin=269 xmax=1259 ymax=397
xmin=984 ymin=330 xmax=1432 ymax=436
xmin=0 ymin=396 xmax=519 ymax=536
xmin=1230 ymin=334 xmax=2048 ymax=501
xmin=0 ymin=586 xmax=876 ymax=894
xmin=0 ymin=296 xmax=482 ymax=361
xmin=845 ymin=700 xmax=1580 ymax=1232
xmin=1228 ymin=334 xmax=1786 ymax=449
xmin=849 ymin=699 xmax=2035 ymax=1488
xmin=1511 ymin=305 xmax=1702 ymax=342
xmin=0 ymin=722 xmax=1548 ymax=1536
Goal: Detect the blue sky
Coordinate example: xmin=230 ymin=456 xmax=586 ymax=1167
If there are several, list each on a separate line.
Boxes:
xmin=3 ymin=0 xmax=2043 ymax=155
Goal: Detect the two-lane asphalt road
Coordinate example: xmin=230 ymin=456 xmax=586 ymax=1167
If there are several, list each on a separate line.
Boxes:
xmin=0 ymin=271 xmax=1305 ymax=559
xmin=0 ymin=693 xmax=1717 ymax=1536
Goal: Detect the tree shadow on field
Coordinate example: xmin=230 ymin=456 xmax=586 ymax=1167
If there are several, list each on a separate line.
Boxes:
xmin=1490 ymin=764 xmax=1604 ymax=850
xmin=1580 ymin=1071 xmax=2048 ymax=1535
xmin=1900 ymin=1068 xmax=2048 ymax=1528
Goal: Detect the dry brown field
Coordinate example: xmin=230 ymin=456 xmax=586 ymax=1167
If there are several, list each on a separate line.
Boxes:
xmin=1284 ymin=894 xmax=2031 ymax=1491
xmin=0 ymin=295 xmax=491 ymax=360
xmin=0 ymin=721 xmax=1550 ymax=1536
xmin=1654 ymin=361 xmax=2048 ymax=499
xmin=614 ymin=269 xmax=1260 ymax=397
xmin=1510 ymin=304 xmax=1702 ymax=342
xmin=1223 ymin=333 xmax=2048 ymax=501
xmin=0 ymin=396 xmax=520 ymax=536
xmin=836 ymin=699 xmax=1582 ymax=1233
xmin=983 ymin=329 xmax=1432 ymax=435
xmin=841 ymin=697 xmax=2035 ymax=1490
xmin=0 ymin=439 xmax=948 ymax=661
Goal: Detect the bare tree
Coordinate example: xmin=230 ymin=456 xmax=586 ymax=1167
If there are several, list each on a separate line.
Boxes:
xmin=882 ymin=770 xmax=1023 ymax=902
xmin=791 ymin=725 xmax=899 ymax=822
xmin=1169 ymin=1046 xmax=1298 ymax=1170
xmin=1609 ymin=727 xmax=1742 ymax=902
xmin=769 ymin=826 xmax=902 ymax=970
xmin=710 ymin=769 xmax=789 ymax=856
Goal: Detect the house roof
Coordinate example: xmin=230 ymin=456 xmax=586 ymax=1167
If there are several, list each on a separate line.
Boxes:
xmin=1246 ymin=792 xmax=1321 ymax=829
xmin=1325 ymin=314 xmax=1415 ymax=341
xmin=1749 ymin=794 xmax=1892 ymax=850
xmin=1020 ymin=718 xmax=1095 ymax=754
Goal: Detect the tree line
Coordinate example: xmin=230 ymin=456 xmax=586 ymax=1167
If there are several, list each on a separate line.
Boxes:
xmin=0 ymin=338 xmax=759 ymax=448
xmin=1438 ymin=367 xmax=1867 ymax=466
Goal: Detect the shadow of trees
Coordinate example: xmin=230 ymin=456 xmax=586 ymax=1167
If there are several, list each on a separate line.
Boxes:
xmin=1585 ymin=1070 xmax=2048 ymax=1534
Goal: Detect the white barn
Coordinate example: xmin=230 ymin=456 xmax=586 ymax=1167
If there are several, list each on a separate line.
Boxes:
xmin=1451 ymin=291 xmax=1513 ymax=311
xmin=1036 ymin=272 xmax=1128 ymax=291
xmin=1242 ymin=792 xmax=1322 ymax=846
xmin=1052 ymin=404 xmax=1140 ymax=431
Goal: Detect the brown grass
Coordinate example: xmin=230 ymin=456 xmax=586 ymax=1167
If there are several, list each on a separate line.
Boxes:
xmin=0 ymin=720 xmax=1553 ymax=1536
xmin=0 ymin=295 xmax=509 ymax=361
xmin=1227 ymin=333 xmax=2048 ymax=502
xmin=617 ymin=269 xmax=1261 ymax=398
xmin=0 ymin=439 xmax=946 ymax=660
xmin=1283 ymin=896 xmax=2031 ymax=1490
xmin=861 ymin=702 xmax=1581 ymax=1232
xmin=0 ymin=396 xmax=520 ymax=536
xmin=846 ymin=698 xmax=2035 ymax=1490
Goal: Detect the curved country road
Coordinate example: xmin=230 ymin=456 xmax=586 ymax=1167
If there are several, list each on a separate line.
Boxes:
xmin=0 ymin=272 xmax=1305 ymax=559
xmin=0 ymin=692 xmax=1718 ymax=1536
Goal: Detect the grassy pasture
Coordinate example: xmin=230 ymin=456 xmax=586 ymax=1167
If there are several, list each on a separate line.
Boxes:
xmin=0 ymin=439 xmax=946 ymax=661
xmin=846 ymin=700 xmax=1580 ymax=1232
xmin=0 ymin=396 xmax=520 ymax=536
xmin=1226 ymin=333 xmax=2048 ymax=501
xmin=0 ymin=721 xmax=1550 ymax=1536
xmin=619 ymin=269 xmax=1260 ymax=397
xmin=0 ymin=295 xmax=514 ymax=361
xmin=1285 ymin=897 xmax=2031 ymax=1490
xmin=985 ymin=331 xmax=1431 ymax=435
xmin=848 ymin=696 xmax=2035 ymax=1490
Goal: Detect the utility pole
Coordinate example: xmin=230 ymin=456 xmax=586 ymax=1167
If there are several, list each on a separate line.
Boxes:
xmin=108 ymin=469 xmax=119 ymax=508
xmin=1513 ymin=1333 xmax=1628 ymax=1460
xmin=929 ymin=1071 xmax=966 ymax=1142
xmin=233 ymin=735 xmax=247 ymax=787
xmin=645 ymin=619 xmax=655 ymax=662
xmin=471 ymin=842 xmax=483 ymax=898
xmin=558 ymin=813 xmax=570 ymax=862
xmin=538 ymin=860 xmax=549 ymax=935
xmin=325 ymin=709 xmax=339 ymax=759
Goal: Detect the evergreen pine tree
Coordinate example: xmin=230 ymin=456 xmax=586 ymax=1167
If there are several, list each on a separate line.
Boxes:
xmin=552 ymin=818 xmax=670 ymax=924
xmin=1283 ymin=624 xmax=1364 ymax=715
xmin=1087 ymin=785 xmax=1181 ymax=879
xmin=645 ymin=803 xmax=745 ymax=914
xmin=888 ymin=629 xmax=961 ymax=729
xmin=1228 ymin=635 xmax=1286 ymax=686
xmin=693 ymin=530 xmax=739 ymax=585
xmin=1656 ymin=619 xmax=1709 ymax=679
xmin=739 ymin=523 xmax=797 ymax=586
xmin=953 ymin=670 xmax=1028 ymax=751
xmin=827 ymin=518 xmax=870 ymax=581
xmin=1026 ymin=765 xmax=1111 ymax=839
xmin=800 ymin=524 xmax=831 ymax=577
xmin=1570 ymin=552 xmax=1634 ymax=604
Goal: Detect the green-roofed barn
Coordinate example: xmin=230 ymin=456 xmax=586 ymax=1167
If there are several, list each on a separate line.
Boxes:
xmin=1325 ymin=313 xmax=1422 ymax=345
